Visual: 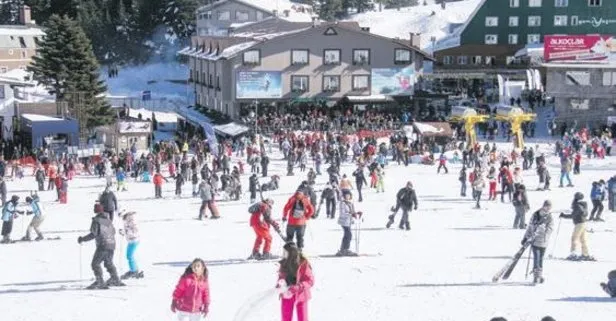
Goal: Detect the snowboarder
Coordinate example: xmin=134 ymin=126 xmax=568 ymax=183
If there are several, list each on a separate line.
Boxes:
xmin=521 ymin=200 xmax=554 ymax=284
xmin=559 ymin=192 xmax=595 ymax=261
xmin=248 ymin=198 xmax=279 ymax=260
xmin=119 ymin=211 xmax=143 ymax=279
xmin=337 ymin=191 xmax=362 ymax=256
xmin=21 ymin=196 xmax=45 ymax=241
xmin=277 ymin=242 xmax=314 ymax=321
xmin=282 ymin=192 xmax=314 ymax=251
xmin=77 ymin=203 xmax=125 ymax=289
xmin=1 ymin=195 xmax=23 ymax=243
xmin=386 ymin=181 xmax=418 ymax=230
xmin=171 ymin=258 xmax=210 ymax=320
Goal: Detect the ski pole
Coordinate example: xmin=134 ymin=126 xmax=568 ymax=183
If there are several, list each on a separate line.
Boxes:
xmin=79 ymin=244 xmax=83 ymax=280
xmin=547 ymin=217 xmax=562 ymax=259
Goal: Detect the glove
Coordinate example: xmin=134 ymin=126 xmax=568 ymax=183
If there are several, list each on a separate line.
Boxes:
xmin=414 ymin=206 xmax=418 ymax=210
xmin=271 ymin=221 xmax=280 ymax=230
xmin=77 ymin=236 xmax=83 ymax=244
xmin=282 ymin=217 xmax=287 ymax=222
xmin=170 ymin=301 xmax=177 ymax=313
xmin=119 ymin=229 xmax=125 ymax=236
xmin=356 ymin=211 xmax=363 ymax=217
xmin=559 ymin=213 xmax=565 ymax=218
xmin=521 ymin=238 xmax=527 ymax=246
xmin=200 ymin=305 xmax=209 ymax=317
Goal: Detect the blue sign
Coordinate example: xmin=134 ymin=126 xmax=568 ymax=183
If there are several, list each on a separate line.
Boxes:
xmin=371 ymin=68 xmax=415 ymax=96
xmin=236 ymin=71 xmax=282 ymax=99
xmin=142 ymin=90 xmax=151 ymax=101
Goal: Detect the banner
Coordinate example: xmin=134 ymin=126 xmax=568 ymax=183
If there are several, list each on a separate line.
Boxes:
xmin=526 ymin=69 xmax=534 ymax=91
xmin=370 ymin=67 xmax=415 ymax=96
xmin=497 ymin=74 xmax=504 ymax=104
xmin=544 ymin=35 xmax=616 ymax=62
xmin=533 ymin=69 xmax=543 ymax=91
xmin=236 ymin=71 xmax=282 ymax=99
xmin=117 ymin=121 xmax=151 ymax=134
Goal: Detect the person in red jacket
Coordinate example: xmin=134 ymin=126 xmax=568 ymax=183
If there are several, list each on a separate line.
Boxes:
xmin=172 ymin=258 xmax=210 ymax=321
xmin=282 ymin=192 xmax=314 ymax=252
xmin=153 ymin=170 xmax=167 ymax=199
xmin=277 ymin=242 xmax=314 ymax=321
xmin=248 ymin=198 xmax=280 ymax=260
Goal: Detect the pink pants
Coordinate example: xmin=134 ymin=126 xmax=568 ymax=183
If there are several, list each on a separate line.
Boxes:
xmin=281 ymin=297 xmax=308 ymax=321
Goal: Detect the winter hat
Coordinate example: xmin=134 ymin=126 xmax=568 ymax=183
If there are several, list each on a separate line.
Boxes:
xmin=25 ymin=196 xmax=33 ymax=203
xmin=283 ymin=242 xmax=298 ymax=252
xmin=542 ymin=200 xmax=552 ymax=208
xmin=93 ymin=203 xmax=104 ymax=214
xmin=574 ymin=192 xmax=584 ymax=201
xmin=10 ymin=195 xmax=19 ymax=203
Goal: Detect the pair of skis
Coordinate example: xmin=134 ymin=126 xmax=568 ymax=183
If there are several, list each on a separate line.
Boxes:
xmin=492 ymin=241 xmax=531 ymax=283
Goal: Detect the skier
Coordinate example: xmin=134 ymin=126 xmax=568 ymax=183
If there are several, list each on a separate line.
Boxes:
xmin=1 ymin=195 xmax=23 ymax=243
xmin=337 ymin=191 xmax=362 ymax=256
xmin=248 ymin=198 xmax=280 ymax=260
xmin=282 ymin=191 xmax=314 ymax=252
xmin=521 ymin=200 xmax=554 ymax=284
xmin=35 ymin=166 xmax=45 ymax=191
xmin=559 ymin=192 xmax=595 ymax=261
xmin=249 ymin=174 xmax=259 ymax=203
xmin=99 ymin=186 xmax=118 ymax=222
xmin=512 ymin=184 xmax=529 ymax=229
xmin=318 ymin=182 xmax=338 ymax=219
xmin=119 ymin=211 xmax=143 ymax=279
xmin=589 ymin=180 xmax=605 ymax=221
xmin=21 ymin=196 xmax=45 ymax=241
xmin=171 ymin=258 xmax=210 ymax=320
xmin=386 ymin=181 xmax=418 ymax=230
xmin=437 ymin=153 xmax=448 ymax=174
xmin=77 ymin=203 xmax=125 ymax=289
xmin=600 ymin=270 xmax=616 ymax=297
xmin=277 ymin=242 xmax=314 ymax=321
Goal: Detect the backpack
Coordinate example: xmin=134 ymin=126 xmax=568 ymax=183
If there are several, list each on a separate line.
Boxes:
xmin=248 ymin=203 xmax=261 ymax=214
xmin=292 ymin=199 xmax=305 ymax=219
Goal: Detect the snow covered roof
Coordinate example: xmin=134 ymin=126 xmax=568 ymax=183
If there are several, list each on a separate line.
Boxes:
xmin=0 ymin=25 xmax=44 ymax=36
xmin=197 ymin=0 xmax=313 ymax=23
xmin=21 ymin=114 xmax=65 ymax=122
xmin=214 ymin=122 xmax=250 ymax=137
xmin=127 ymin=108 xmax=180 ymax=123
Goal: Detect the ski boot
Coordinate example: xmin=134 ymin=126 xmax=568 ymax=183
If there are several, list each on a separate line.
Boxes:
xmin=386 ymin=215 xmax=394 ymax=228
xmin=135 ymin=271 xmax=144 ymax=279
xmin=35 ymin=234 xmax=44 ymax=241
xmin=106 ymin=276 xmax=126 ymax=287
xmin=21 ymin=235 xmax=32 ymax=242
xmin=533 ymin=269 xmax=545 ymax=284
xmin=404 ymin=221 xmax=411 ymax=231
xmin=120 ymin=271 xmax=135 ymax=280
xmin=259 ymin=252 xmax=277 ymax=260
xmin=566 ymin=254 xmax=580 ymax=261
xmin=335 ymin=249 xmax=357 ymax=257
xmin=579 ymin=255 xmax=596 ymax=261
xmin=87 ymin=277 xmax=109 ymax=290
xmin=247 ymin=251 xmax=261 ymax=260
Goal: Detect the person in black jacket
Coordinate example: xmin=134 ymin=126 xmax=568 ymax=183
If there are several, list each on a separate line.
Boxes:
xmin=352 ymin=166 xmax=368 ymax=202
xmin=98 ymin=187 xmax=118 ymax=222
xmin=260 ymin=154 xmax=269 ymax=177
xmin=78 ymin=203 xmax=125 ymax=289
xmin=0 ymin=176 xmax=6 ymax=206
xmin=386 ymin=182 xmax=418 ymax=230
xmin=560 ymin=192 xmax=595 ymax=261
xmin=249 ymin=174 xmax=259 ymax=203
xmin=35 ymin=166 xmax=46 ymax=191
xmin=318 ymin=182 xmax=339 ymax=219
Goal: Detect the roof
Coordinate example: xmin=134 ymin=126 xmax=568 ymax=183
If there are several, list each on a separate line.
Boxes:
xmin=0 ymin=25 xmax=45 ymax=36
xmin=21 ymin=114 xmax=65 ymax=122
xmin=433 ymin=0 xmax=485 ymax=52
xmin=230 ymin=18 xmax=313 ymax=39
xmin=0 ymin=68 xmax=36 ymax=86
xmin=0 ymin=25 xmax=44 ymax=48
xmin=197 ymin=0 xmax=313 ymax=22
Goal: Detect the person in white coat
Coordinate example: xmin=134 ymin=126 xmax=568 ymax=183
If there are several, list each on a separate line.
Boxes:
xmin=119 ymin=211 xmax=143 ymax=279
xmin=337 ymin=191 xmax=362 ymax=257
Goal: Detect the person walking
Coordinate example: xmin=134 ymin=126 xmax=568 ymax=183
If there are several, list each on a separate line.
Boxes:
xmin=171 ymin=258 xmax=210 ymax=321
xmin=386 ymin=181 xmax=418 ymax=230
xmin=458 ymin=166 xmax=467 ymax=197
xmin=282 ymin=192 xmax=314 ymax=252
xmin=277 ymin=242 xmax=314 ymax=321
xmin=77 ymin=203 xmax=125 ymax=289
xmin=560 ymin=192 xmax=595 ymax=261
xmin=336 ymin=191 xmax=362 ymax=256
xmin=521 ymin=200 xmax=554 ymax=284
xmin=119 ymin=211 xmax=143 ymax=279
xmin=35 ymin=166 xmax=45 ymax=191
xmin=512 ymin=184 xmax=529 ymax=229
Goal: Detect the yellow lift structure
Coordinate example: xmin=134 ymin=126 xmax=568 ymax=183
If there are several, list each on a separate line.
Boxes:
xmin=450 ymin=106 xmax=490 ymax=148
xmin=494 ymin=106 xmax=536 ymax=149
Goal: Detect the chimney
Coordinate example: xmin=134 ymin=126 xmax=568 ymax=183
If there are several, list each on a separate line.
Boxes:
xmin=19 ymin=5 xmax=32 ymax=25
xmin=272 ymin=9 xmax=278 ymax=17
xmin=409 ymin=32 xmax=421 ymax=48
xmin=312 ymin=16 xmax=321 ymax=27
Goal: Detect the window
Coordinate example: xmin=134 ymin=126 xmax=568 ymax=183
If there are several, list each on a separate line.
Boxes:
xmin=457 ymin=56 xmax=468 ymax=65
xmin=202 ymin=72 xmax=206 ymax=85
xmin=508 ymin=34 xmax=518 ymax=44
xmin=21 ymin=51 xmax=26 ymax=58
xmin=485 ymin=17 xmax=498 ymax=27
xmin=217 ymin=11 xmax=230 ymax=20
xmin=324 ymin=27 xmax=337 ymax=35
xmin=485 ymin=56 xmax=496 ymax=65
xmin=323 ymin=49 xmax=341 ymax=65
xmin=589 ymin=0 xmax=602 ymax=6
xmin=565 ymin=71 xmax=590 ymax=86
xmin=394 ymin=49 xmax=411 ymax=64
xmin=506 ymin=56 xmax=521 ymax=65
xmin=528 ymin=16 xmax=541 ymax=27
xmin=602 ymin=71 xmax=616 ymax=86
xmin=509 ymin=16 xmax=519 ymax=27
xmin=485 ymin=34 xmax=498 ymax=44
xmin=0 ymin=86 xmax=4 ymax=99
xmin=243 ymin=50 xmax=260 ymax=65
xmin=554 ymin=0 xmax=568 ymax=7
xmin=18 ymin=36 xmax=26 ymax=48
xmin=352 ymin=75 xmax=370 ymax=91
xmin=571 ymin=16 xmax=579 ymax=26
xmin=527 ymin=34 xmax=541 ymax=44
xmin=353 ymin=49 xmax=370 ymax=65
xmin=443 ymin=56 xmax=453 ymax=65
xmin=529 ymin=0 xmax=542 ymax=7
xmin=235 ymin=11 xmax=249 ymax=21
xmin=200 ymin=11 xmax=212 ymax=19
xmin=570 ymin=98 xmax=589 ymax=110
xmin=256 ymin=11 xmax=264 ymax=21
xmin=209 ymin=74 xmax=213 ymax=88
xmin=323 ymin=75 xmax=340 ymax=92
xmin=510 ymin=0 xmax=519 ymax=7
xmin=291 ymin=49 xmax=309 ymax=65
xmin=216 ymin=76 xmax=220 ymax=89
xmin=291 ymin=75 xmax=309 ymax=92
xmin=554 ymin=15 xmax=568 ymax=26
xmin=471 ymin=56 xmax=482 ymax=65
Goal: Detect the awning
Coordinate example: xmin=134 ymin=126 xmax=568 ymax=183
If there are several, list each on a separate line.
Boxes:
xmin=213 ymin=122 xmax=250 ymax=137
xmin=345 ymin=95 xmax=394 ymax=103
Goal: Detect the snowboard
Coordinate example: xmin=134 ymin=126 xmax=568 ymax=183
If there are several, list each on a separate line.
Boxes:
xmin=492 ymin=242 xmax=531 ymax=283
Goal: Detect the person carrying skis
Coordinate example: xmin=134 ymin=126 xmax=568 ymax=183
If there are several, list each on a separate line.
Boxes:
xmin=282 ymin=191 xmax=314 ymax=252
xmin=512 ymin=184 xmax=529 ymax=229
xmin=171 ymin=258 xmax=210 ymax=321
xmin=119 ymin=211 xmax=143 ymax=279
xmin=386 ymin=181 xmax=418 ymax=230
xmin=318 ymin=182 xmax=339 ymax=219
xmin=248 ymin=198 xmax=280 ymax=260
xmin=21 ymin=196 xmax=45 ymax=241
xmin=77 ymin=203 xmax=125 ymax=289
xmin=277 ymin=242 xmax=314 ymax=321
xmin=337 ymin=191 xmax=362 ymax=256
xmin=521 ymin=200 xmax=554 ymax=284
xmin=559 ymin=192 xmax=595 ymax=261
xmin=1 ymin=195 xmax=23 ymax=243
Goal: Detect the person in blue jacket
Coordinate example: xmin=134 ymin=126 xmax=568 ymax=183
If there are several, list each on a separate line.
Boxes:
xmin=589 ymin=180 xmax=605 ymax=221
xmin=607 ymin=175 xmax=616 ymax=212
xmin=21 ymin=195 xmax=45 ymax=241
xmin=1 ymin=195 xmax=23 ymax=243
xmin=116 ymin=167 xmax=127 ymax=192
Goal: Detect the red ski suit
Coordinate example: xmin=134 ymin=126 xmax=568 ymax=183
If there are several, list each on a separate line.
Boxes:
xmin=282 ymin=194 xmax=314 ymax=226
xmin=278 ymin=259 xmax=314 ymax=321
xmin=249 ymin=202 xmax=278 ymax=253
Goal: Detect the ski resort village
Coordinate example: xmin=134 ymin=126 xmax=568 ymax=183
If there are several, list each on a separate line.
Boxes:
xmin=1 ymin=0 xmax=616 ymax=321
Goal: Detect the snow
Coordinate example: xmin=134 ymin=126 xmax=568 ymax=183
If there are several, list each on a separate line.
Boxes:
xmin=0 ymin=26 xmax=45 ymax=36
xmin=219 ymin=41 xmax=259 ymax=58
xmin=349 ymin=0 xmax=482 ymax=50
xmin=21 ymin=113 xmax=64 ymax=121
xmin=2 ymin=139 xmax=616 ymax=321
xmin=126 ymin=108 xmax=180 ymax=123
xmin=239 ymin=0 xmax=313 ymax=22
xmin=413 ymin=122 xmax=443 ymax=134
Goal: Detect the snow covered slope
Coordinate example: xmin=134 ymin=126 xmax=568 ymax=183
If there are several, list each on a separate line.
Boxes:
xmin=1 ymin=140 xmax=616 ymax=321
xmin=350 ymin=0 xmax=481 ymax=49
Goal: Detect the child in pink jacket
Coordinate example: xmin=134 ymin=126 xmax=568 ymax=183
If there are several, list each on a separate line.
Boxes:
xmin=172 ymin=258 xmax=210 ymax=321
xmin=277 ymin=242 xmax=315 ymax=321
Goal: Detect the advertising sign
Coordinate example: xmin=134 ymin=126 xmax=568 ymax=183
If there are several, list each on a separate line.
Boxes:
xmin=236 ymin=71 xmax=282 ymax=99
xmin=370 ymin=67 xmax=415 ymax=96
xmin=117 ymin=121 xmax=152 ymax=134
xmin=544 ymin=35 xmax=616 ymax=62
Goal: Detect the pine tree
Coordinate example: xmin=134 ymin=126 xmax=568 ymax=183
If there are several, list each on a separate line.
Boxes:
xmin=28 ymin=15 xmax=113 ymax=130
xmin=162 ymin=0 xmax=199 ymax=40
xmin=315 ymin=0 xmax=342 ymax=21
xmin=0 ymin=0 xmax=25 ymax=24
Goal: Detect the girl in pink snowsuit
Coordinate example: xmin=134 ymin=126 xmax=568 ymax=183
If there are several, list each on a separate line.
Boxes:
xmin=277 ymin=242 xmax=314 ymax=321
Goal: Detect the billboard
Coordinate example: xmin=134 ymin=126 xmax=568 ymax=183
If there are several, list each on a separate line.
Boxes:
xmin=544 ymin=35 xmax=616 ymax=62
xmin=236 ymin=71 xmax=282 ymax=99
xmin=370 ymin=67 xmax=415 ymax=96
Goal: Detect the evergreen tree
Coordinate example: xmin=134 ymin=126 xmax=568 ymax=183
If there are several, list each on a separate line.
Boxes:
xmin=315 ymin=0 xmax=342 ymax=21
xmin=28 ymin=15 xmax=113 ymax=130
xmin=0 ymin=0 xmax=25 ymax=24
xmin=162 ymin=0 xmax=199 ymax=40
